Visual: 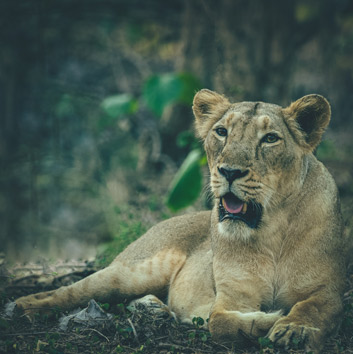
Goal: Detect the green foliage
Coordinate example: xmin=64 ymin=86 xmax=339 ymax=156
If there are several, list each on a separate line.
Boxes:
xmin=143 ymin=74 xmax=182 ymax=117
xmin=99 ymin=94 xmax=139 ymax=130
xmin=166 ymin=149 xmax=204 ymax=211
xmin=100 ymin=72 xmax=200 ymax=125
xmin=101 ymin=94 xmax=138 ymax=119
xmin=99 ymin=302 xmax=110 ymax=311
xmin=187 ymin=321 xmax=210 ymax=346
xmin=177 ymin=72 xmax=202 ymax=105
xmin=167 ymin=129 xmax=207 ymax=211
xmin=192 ymin=316 xmax=205 ymax=328
xmin=125 ymin=23 xmax=143 ymax=44
xmin=176 ymin=130 xmax=201 ymax=150
xmin=95 ymin=205 xmax=147 ymax=267
xmin=258 ymin=336 xmax=273 ymax=351
xmin=99 ymin=72 xmax=203 ymax=213
xmin=143 ymin=72 xmax=201 ymax=117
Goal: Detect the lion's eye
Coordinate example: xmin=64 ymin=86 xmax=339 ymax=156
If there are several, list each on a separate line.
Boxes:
xmin=262 ymin=133 xmax=279 ymax=144
xmin=215 ymin=127 xmax=227 ymax=137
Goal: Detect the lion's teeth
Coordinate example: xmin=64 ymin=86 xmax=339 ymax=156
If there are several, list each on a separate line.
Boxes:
xmin=242 ymin=203 xmax=248 ymax=214
xmin=222 ymin=198 xmax=229 ymax=211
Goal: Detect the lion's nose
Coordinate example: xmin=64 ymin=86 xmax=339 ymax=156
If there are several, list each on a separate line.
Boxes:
xmin=218 ymin=167 xmax=249 ymax=184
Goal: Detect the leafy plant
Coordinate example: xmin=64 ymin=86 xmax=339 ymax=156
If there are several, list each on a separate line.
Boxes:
xmin=100 ymin=72 xmax=201 ymax=123
xmin=258 ymin=336 xmax=273 ymax=352
xmin=166 ymin=149 xmax=206 ymax=211
xmin=100 ymin=72 xmax=203 ymax=212
xmin=192 ymin=316 xmax=205 ymax=328
xmin=143 ymin=72 xmax=200 ymax=117
xmin=101 ymin=93 xmax=138 ymax=118
xmin=187 ymin=318 xmax=210 ymax=345
xmin=95 ymin=218 xmax=147 ymax=267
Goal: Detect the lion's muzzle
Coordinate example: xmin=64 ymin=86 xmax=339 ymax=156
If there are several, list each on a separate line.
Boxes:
xmin=219 ymin=193 xmax=262 ymax=228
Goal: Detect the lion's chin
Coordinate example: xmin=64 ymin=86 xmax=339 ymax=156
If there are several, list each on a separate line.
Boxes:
xmin=218 ymin=193 xmax=262 ymax=229
xmin=217 ymin=220 xmax=254 ymax=242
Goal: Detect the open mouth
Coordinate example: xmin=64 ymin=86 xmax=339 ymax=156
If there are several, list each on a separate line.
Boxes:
xmin=219 ymin=193 xmax=262 ymax=229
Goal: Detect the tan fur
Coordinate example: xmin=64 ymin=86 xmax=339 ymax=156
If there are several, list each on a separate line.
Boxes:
xmin=15 ymin=90 xmax=345 ymax=352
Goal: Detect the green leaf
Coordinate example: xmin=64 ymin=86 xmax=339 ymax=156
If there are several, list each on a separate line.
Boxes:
xmin=258 ymin=336 xmax=273 ymax=349
xmin=192 ymin=316 xmax=205 ymax=327
xmin=142 ymin=72 xmax=201 ymax=117
xmin=199 ymin=154 xmax=208 ymax=166
xmin=100 ymin=303 xmax=110 ymax=311
xmin=143 ymin=74 xmax=182 ymax=117
xmin=176 ymin=130 xmax=196 ymax=148
xmin=201 ymin=333 xmax=208 ymax=342
xmin=166 ymin=149 xmax=203 ymax=211
xmin=188 ymin=331 xmax=196 ymax=340
xmin=178 ymin=72 xmax=202 ymax=105
xmin=101 ymin=93 xmax=138 ymax=118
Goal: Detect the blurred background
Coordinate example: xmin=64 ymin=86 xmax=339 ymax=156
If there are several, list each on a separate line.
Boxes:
xmin=1 ymin=0 xmax=353 ymax=264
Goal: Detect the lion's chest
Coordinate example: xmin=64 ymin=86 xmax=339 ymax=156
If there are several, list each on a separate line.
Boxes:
xmin=255 ymin=254 xmax=298 ymax=313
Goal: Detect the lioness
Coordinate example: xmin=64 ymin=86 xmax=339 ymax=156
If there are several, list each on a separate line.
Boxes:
xmin=16 ymin=89 xmax=346 ymax=352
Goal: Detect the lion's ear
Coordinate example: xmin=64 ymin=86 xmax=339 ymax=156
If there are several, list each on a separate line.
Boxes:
xmin=193 ymin=89 xmax=231 ymax=140
xmin=283 ymin=94 xmax=331 ymax=151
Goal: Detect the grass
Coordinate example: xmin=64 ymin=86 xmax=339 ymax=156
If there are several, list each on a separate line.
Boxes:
xmin=95 ymin=208 xmax=148 ymax=267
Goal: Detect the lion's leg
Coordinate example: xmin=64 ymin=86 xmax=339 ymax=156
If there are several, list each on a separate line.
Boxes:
xmin=209 ymin=308 xmax=282 ymax=342
xmin=167 ymin=246 xmax=215 ymax=324
xmin=267 ymin=293 xmax=343 ymax=352
xmin=16 ymin=249 xmax=186 ymax=319
xmin=207 ymin=286 xmax=282 ymax=342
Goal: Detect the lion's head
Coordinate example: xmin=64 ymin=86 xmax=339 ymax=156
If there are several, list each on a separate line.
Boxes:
xmin=193 ymin=89 xmax=331 ymax=239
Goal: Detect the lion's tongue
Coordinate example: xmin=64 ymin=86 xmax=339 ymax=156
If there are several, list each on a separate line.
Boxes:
xmin=222 ymin=194 xmax=243 ymax=214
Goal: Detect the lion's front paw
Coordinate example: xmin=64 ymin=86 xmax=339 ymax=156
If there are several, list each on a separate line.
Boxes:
xmin=209 ymin=310 xmax=283 ymax=343
xmin=268 ymin=321 xmax=320 ymax=352
xmin=15 ymin=290 xmax=57 ymax=321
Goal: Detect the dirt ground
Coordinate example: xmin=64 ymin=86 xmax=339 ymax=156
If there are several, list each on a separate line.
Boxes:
xmin=0 ymin=261 xmax=352 ymax=354
xmin=0 ymin=262 xmax=352 ymax=354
